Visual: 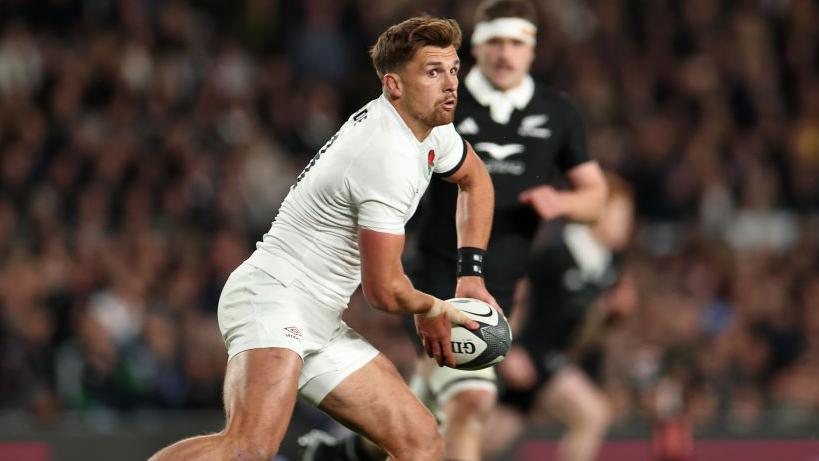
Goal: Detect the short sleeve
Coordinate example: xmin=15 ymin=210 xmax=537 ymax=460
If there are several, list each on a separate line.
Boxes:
xmin=557 ymin=97 xmax=591 ymax=172
xmin=431 ymin=124 xmax=467 ymax=177
xmin=346 ymin=151 xmax=415 ymax=235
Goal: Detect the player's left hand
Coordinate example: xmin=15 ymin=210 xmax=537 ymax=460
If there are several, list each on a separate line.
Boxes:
xmin=455 ymin=276 xmax=505 ymax=318
xmin=519 ymin=185 xmax=565 ymax=220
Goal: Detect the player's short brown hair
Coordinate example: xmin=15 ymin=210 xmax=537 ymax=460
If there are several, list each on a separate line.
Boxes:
xmin=370 ymin=16 xmax=462 ymax=78
xmin=475 ymin=0 xmax=539 ymax=27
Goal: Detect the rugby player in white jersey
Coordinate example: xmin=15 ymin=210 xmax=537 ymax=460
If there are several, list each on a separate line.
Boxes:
xmin=148 ymin=16 xmax=497 ymax=461
xmin=301 ymin=1 xmax=608 ymax=460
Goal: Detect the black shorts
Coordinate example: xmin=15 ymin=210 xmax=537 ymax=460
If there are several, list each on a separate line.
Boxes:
xmin=498 ymin=350 xmax=569 ymax=413
xmin=499 ymin=346 xmax=604 ymax=413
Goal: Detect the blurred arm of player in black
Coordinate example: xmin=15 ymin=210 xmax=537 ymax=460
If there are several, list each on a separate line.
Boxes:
xmin=486 ymin=174 xmax=636 ymax=461
xmin=517 ymin=128 xmax=607 ymax=223
xmin=501 ymin=173 xmax=636 ymax=392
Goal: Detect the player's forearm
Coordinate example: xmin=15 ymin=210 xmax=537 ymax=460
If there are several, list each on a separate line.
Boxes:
xmin=363 ymin=274 xmax=436 ymax=315
xmin=392 ymin=276 xmax=438 ymax=314
xmin=455 ymin=163 xmax=494 ymax=248
xmin=557 ymin=185 xmax=606 ymax=224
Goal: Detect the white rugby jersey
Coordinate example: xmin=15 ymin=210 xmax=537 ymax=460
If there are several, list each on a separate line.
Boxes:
xmin=248 ymin=95 xmax=467 ymax=309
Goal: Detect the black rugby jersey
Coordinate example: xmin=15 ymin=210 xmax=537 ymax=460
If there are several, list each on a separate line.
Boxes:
xmin=518 ymin=225 xmax=620 ymax=357
xmin=412 ymin=74 xmax=590 ymax=310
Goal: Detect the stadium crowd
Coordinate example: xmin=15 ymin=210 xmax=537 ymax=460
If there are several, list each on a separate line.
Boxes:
xmin=1 ymin=0 xmax=818 ymax=440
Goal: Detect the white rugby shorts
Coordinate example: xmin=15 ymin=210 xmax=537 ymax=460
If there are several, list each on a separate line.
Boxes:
xmin=217 ymin=256 xmax=379 ymax=405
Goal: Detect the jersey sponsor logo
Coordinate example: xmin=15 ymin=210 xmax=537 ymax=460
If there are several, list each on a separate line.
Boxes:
xmin=474 ymin=142 xmax=525 ymax=160
xmin=518 ymin=114 xmax=551 ymax=139
xmin=456 ymin=117 xmax=479 ymax=135
xmin=484 ymin=159 xmax=525 ymax=175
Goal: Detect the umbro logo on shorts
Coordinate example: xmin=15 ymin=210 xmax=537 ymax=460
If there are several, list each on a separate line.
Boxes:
xmin=284 ymin=326 xmax=302 ymax=340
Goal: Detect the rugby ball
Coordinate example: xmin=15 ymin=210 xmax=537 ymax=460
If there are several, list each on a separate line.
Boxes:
xmin=447 ymin=298 xmax=512 ymax=370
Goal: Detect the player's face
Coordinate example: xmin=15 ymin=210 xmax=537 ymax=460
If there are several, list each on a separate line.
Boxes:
xmin=473 ymin=36 xmax=535 ymax=91
xmin=399 ymin=46 xmax=460 ymax=129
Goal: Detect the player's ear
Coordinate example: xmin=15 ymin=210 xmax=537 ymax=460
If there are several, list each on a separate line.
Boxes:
xmin=384 ymin=73 xmax=402 ymax=98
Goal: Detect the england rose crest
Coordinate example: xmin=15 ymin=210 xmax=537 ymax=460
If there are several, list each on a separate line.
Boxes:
xmin=427 ymin=149 xmax=435 ymax=175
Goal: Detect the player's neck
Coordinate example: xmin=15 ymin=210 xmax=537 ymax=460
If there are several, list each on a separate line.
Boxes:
xmin=389 ymin=99 xmax=432 ymax=142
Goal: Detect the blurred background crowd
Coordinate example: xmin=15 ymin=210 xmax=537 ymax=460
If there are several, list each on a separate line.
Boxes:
xmin=1 ymin=0 xmax=818 ymax=448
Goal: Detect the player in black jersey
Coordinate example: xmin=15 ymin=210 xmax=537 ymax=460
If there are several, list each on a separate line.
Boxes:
xmin=299 ymin=1 xmax=606 ymax=460
xmin=488 ymin=174 xmax=635 ymax=461
xmin=409 ymin=1 xmax=606 ymax=459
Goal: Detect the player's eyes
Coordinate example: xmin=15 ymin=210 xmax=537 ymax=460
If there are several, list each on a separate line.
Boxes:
xmin=428 ymin=69 xmax=439 ymax=77
xmin=450 ymin=67 xmax=459 ymax=75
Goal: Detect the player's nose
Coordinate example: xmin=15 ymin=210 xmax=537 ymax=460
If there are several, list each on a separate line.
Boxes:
xmin=443 ymin=70 xmax=458 ymax=91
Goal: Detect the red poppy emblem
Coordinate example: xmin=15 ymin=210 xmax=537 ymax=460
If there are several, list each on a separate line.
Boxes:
xmin=427 ymin=149 xmax=435 ymax=174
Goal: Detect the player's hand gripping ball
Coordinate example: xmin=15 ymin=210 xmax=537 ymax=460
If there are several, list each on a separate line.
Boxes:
xmin=446 ymin=298 xmax=512 ymax=370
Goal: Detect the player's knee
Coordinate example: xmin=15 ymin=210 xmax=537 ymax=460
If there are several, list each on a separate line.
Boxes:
xmin=579 ymin=396 xmax=613 ymax=434
xmin=393 ymin=411 xmax=442 ymax=460
xmin=410 ymin=430 xmax=444 ymax=460
xmin=446 ymin=389 xmax=496 ymax=426
xmin=222 ymin=430 xmax=281 ymax=461
xmin=596 ymin=398 xmax=614 ymax=431
xmin=420 ymin=432 xmax=445 ymax=460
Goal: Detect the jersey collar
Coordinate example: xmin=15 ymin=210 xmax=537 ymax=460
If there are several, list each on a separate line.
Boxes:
xmin=378 ymin=94 xmax=433 ymax=146
xmin=464 ymin=67 xmax=534 ymax=125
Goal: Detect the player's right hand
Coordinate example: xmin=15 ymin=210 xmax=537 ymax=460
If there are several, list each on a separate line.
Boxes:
xmin=416 ymin=299 xmax=478 ymax=367
xmin=519 ymin=185 xmax=565 ymax=220
xmin=455 ymin=276 xmax=506 ymax=320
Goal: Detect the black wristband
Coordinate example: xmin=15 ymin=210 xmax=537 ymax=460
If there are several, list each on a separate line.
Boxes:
xmin=457 ymin=247 xmax=486 ymax=277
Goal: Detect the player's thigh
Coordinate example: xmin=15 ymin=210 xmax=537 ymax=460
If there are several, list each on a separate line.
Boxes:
xmin=221 ymin=347 xmax=302 ymax=448
xmin=318 ymin=353 xmax=439 ymax=453
xmin=538 ymin=365 xmax=611 ymax=428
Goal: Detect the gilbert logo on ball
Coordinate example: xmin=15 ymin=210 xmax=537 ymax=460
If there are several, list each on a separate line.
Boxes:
xmin=447 ymin=298 xmax=512 ymax=370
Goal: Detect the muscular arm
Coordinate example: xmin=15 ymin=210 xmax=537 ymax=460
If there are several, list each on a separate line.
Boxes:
xmin=358 ymin=228 xmax=435 ymax=315
xmin=519 ymin=160 xmax=607 ymax=224
xmin=443 ymin=141 xmax=494 ymax=249
xmin=358 ymin=228 xmax=477 ymax=366
xmin=559 ymin=161 xmax=608 ymax=223
xmin=442 ymin=142 xmax=503 ymax=310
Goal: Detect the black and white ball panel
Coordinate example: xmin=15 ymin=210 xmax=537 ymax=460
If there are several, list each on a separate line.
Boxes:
xmin=447 ymin=298 xmax=512 ymax=370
